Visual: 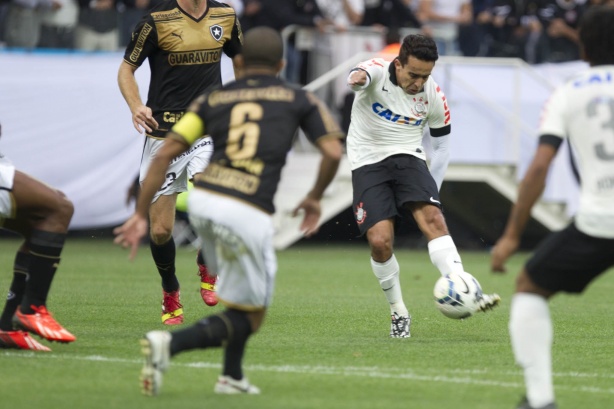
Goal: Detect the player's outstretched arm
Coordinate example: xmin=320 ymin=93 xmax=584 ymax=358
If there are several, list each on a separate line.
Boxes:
xmin=293 ymin=196 xmax=322 ymax=237
xmin=114 ymin=135 xmax=189 ymax=259
xmin=292 ymin=136 xmax=343 ymax=236
xmin=491 ymin=143 xmax=557 ymax=272
xmin=113 ymin=214 xmax=148 ymax=260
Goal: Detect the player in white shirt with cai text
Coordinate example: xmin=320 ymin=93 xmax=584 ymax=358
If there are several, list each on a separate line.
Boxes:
xmin=491 ymin=6 xmax=614 ymax=409
xmin=347 ymin=34 xmax=500 ymax=338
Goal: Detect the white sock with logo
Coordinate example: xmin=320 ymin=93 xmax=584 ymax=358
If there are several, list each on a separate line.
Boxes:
xmin=428 ymin=235 xmax=463 ymax=276
xmin=509 ymin=293 xmax=555 ymax=408
xmin=371 ymin=255 xmax=408 ymax=317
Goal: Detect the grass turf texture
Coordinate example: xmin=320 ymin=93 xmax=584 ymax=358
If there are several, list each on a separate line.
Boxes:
xmin=0 ymin=238 xmax=613 ymax=409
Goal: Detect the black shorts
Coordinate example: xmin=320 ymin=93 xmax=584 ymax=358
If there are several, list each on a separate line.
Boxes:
xmin=351 ymin=154 xmax=441 ymax=235
xmin=525 ymin=222 xmax=614 ymax=293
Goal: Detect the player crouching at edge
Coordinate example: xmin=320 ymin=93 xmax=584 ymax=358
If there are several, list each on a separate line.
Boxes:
xmin=0 ymin=123 xmax=76 ymax=351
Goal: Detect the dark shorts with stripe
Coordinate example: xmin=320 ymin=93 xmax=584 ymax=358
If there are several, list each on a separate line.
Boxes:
xmin=351 ymin=154 xmax=441 ymax=236
xmin=525 ymin=222 xmax=614 ymax=293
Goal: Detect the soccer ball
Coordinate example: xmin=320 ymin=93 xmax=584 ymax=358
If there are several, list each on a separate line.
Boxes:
xmin=433 ymin=271 xmax=484 ymax=319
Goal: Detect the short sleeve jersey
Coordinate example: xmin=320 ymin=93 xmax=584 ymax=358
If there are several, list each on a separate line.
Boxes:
xmin=123 ymin=0 xmax=243 ymax=138
xmin=538 ymin=65 xmax=614 ymax=238
xmin=346 ymin=58 xmax=451 ymax=170
xmin=172 ymin=75 xmax=344 ymax=213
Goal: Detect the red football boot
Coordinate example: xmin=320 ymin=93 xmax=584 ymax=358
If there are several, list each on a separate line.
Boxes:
xmin=13 ymin=305 xmax=76 ymax=343
xmin=0 ymin=329 xmax=51 ymax=351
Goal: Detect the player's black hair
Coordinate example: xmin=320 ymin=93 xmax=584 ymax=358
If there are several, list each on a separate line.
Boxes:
xmin=242 ymin=26 xmax=284 ymax=68
xmin=398 ymin=34 xmax=438 ymax=65
xmin=579 ymin=5 xmax=614 ymax=66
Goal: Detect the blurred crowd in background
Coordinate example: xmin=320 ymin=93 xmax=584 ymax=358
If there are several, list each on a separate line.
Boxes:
xmin=1 ymin=0 xmax=613 ymax=84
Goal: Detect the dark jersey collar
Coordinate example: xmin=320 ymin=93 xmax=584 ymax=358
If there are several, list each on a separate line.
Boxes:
xmin=388 ymin=58 xmax=398 ymax=86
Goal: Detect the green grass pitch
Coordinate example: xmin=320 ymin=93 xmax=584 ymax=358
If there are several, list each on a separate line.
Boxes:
xmin=0 ymin=238 xmax=613 ymax=409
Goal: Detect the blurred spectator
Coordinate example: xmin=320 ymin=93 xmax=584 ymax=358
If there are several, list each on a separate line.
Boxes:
xmin=241 ymin=0 xmax=326 ymax=31
xmin=456 ymin=0 xmax=488 ymax=56
xmin=466 ymin=0 xmax=488 ymax=55
xmin=224 ymin=0 xmax=243 ymax=16
xmin=362 ymin=0 xmax=423 ymax=30
xmin=240 ymin=0 xmax=331 ymax=84
xmin=311 ymin=0 xmax=364 ymax=109
xmin=316 ymin=0 xmax=364 ymax=30
xmin=534 ymin=0 xmax=586 ymax=63
xmin=118 ymin=0 xmax=152 ymax=48
xmin=475 ymin=0 xmax=527 ymax=59
xmin=3 ymin=0 xmax=60 ymax=48
xmin=0 ymin=0 xmax=9 ymax=46
xmin=287 ymin=0 xmax=331 ymax=84
xmin=517 ymin=0 xmax=544 ymax=63
xmin=240 ymin=0 xmax=258 ymax=29
xmin=75 ymin=0 xmax=119 ymax=51
xmin=417 ymin=0 xmax=473 ymax=55
xmin=379 ymin=26 xmax=402 ymax=57
xmin=38 ymin=0 xmax=78 ymax=49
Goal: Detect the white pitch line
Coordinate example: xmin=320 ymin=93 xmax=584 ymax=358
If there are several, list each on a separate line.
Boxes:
xmin=3 ymin=351 xmax=614 ymax=395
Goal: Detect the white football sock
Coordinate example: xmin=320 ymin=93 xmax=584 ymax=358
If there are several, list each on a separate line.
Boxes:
xmin=371 ymin=255 xmax=408 ymax=316
xmin=509 ymin=293 xmax=555 ymax=408
xmin=428 ymin=235 xmax=464 ymax=276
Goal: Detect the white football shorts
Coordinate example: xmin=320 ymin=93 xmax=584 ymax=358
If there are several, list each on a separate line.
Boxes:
xmin=188 ymin=189 xmax=277 ymax=310
xmin=0 ymin=154 xmax=16 ymax=223
xmin=140 ymin=136 xmax=213 ymax=203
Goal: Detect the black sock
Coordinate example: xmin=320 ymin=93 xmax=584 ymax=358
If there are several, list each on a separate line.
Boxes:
xmin=222 ymin=309 xmax=253 ymax=380
xmin=21 ymin=230 xmax=65 ymax=313
xmin=150 ymin=238 xmax=179 ymax=292
xmin=0 ymin=251 xmax=29 ymax=330
xmin=169 ymin=309 xmax=253 ymax=380
xmin=170 ymin=314 xmax=228 ymax=355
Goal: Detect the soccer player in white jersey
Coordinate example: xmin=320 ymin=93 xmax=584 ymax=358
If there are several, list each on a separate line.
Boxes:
xmin=491 ymin=6 xmax=614 ymax=409
xmin=346 ymin=34 xmax=500 ymax=338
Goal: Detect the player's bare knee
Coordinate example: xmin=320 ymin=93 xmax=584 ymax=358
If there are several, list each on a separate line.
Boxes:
xmin=55 ymin=192 xmax=74 ymax=226
xmin=36 ymin=191 xmax=73 ymax=232
xmin=149 ymin=224 xmax=173 ymax=244
xmin=368 ymin=235 xmax=392 ymax=261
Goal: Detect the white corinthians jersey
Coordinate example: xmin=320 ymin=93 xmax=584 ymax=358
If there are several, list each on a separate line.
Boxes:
xmin=540 ymin=65 xmax=614 ymax=238
xmin=346 ymin=58 xmax=451 ymax=170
